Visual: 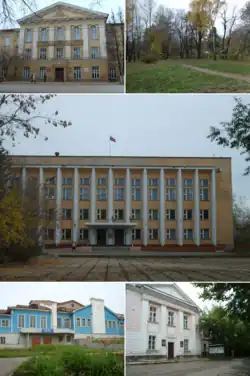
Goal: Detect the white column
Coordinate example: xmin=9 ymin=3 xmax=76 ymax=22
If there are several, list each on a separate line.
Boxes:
xmin=141 ymin=299 xmax=149 ymax=354
xmin=48 ymin=26 xmax=54 ymax=59
xmin=65 ymin=25 xmax=71 ymax=58
xmin=18 ymin=28 xmax=25 ymax=55
xmin=99 ymin=24 xmax=107 ymax=58
xmin=22 ymin=167 xmax=27 ymax=192
xmin=56 ymin=168 xmax=62 ymax=245
xmin=142 ymin=168 xmax=148 ymax=246
xmin=177 ymin=168 xmax=183 ymax=246
xmin=108 ymin=168 xmax=113 ymax=222
xmin=211 ymin=168 xmax=217 ymax=245
xmin=194 ymin=169 xmax=200 ymax=246
xmin=32 ymin=28 xmax=38 ymax=59
xmin=125 ymin=168 xmax=132 ymax=245
xmin=38 ymin=167 xmax=44 ymax=246
xmin=73 ymin=168 xmax=79 ymax=243
xmin=83 ymin=24 xmax=89 ymax=58
xmin=160 ymin=168 xmax=165 ymax=246
xmin=90 ymin=168 xmax=96 ymax=245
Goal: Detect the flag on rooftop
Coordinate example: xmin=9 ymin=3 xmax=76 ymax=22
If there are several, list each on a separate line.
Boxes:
xmin=110 ymin=136 xmax=116 ymax=143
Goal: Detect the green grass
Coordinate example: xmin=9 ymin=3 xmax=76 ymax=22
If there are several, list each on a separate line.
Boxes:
xmin=0 ymin=344 xmax=123 ymax=358
xmin=126 ymin=61 xmax=250 ymax=93
xmin=182 ymin=59 xmax=250 ymax=75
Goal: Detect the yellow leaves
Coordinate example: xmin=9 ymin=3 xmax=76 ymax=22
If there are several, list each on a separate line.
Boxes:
xmin=188 ymin=0 xmax=224 ymax=31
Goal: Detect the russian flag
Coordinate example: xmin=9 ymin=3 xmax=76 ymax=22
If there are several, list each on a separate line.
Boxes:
xmin=110 ymin=136 xmax=116 ymax=143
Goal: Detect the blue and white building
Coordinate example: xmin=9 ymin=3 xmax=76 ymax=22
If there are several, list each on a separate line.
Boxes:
xmin=0 ymin=298 xmax=124 ymax=348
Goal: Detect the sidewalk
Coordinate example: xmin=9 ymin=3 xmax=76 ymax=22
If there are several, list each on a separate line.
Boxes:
xmin=127 ymin=357 xmax=206 ymax=365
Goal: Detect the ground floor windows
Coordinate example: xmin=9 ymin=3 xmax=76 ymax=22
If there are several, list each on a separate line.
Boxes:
xmin=0 ymin=337 xmax=5 ymax=344
xmin=184 ymin=228 xmax=193 ymax=240
xmin=184 ymin=339 xmax=189 ymax=352
xmin=148 ymin=335 xmax=156 ymax=350
xmin=62 ymin=229 xmax=72 ymax=240
xmin=166 ymin=228 xmax=176 ymax=240
xmin=132 ymin=229 xmax=141 ymax=240
xmin=23 ymin=67 xmax=30 ymax=80
xmin=74 ymin=67 xmax=81 ymax=80
xmin=80 ymin=228 xmax=88 ymax=240
xmin=106 ymin=320 xmax=117 ymax=329
xmin=200 ymin=228 xmax=209 ymax=240
xmin=92 ymin=65 xmax=100 ymax=79
xmin=45 ymin=228 xmax=54 ymax=241
xmin=149 ymin=228 xmax=158 ymax=240
xmin=40 ymin=67 xmax=45 ymax=80
xmin=109 ymin=68 xmax=116 ymax=80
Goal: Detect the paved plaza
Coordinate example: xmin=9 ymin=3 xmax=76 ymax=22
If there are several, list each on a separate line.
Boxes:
xmin=0 ymin=82 xmax=124 ymax=93
xmin=0 ymin=256 xmax=249 ymax=281
xmin=126 ymin=358 xmax=250 ymax=376
xmin=0 ymin=358 xmax=28 ymax=376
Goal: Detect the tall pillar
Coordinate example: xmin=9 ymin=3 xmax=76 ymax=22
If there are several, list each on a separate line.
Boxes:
xmin=177 ymin=168 xmax=183 ymax=246
xmin=99 ymin=24 xmax=107 ymax=58
xmin=18 ymin=28 xmax=25 ymax=55
xmin=211 ymin=168 xmax=217 ymax=245
xmin=90 ymin=168 xmax=96 ymax=245
xmin=142 ymin=168 xmax=148 ymax=246
xmin=48 ymin=26 xmax=54 ymax=59
xmin=65 ymin=25 xmax=71 ymax=58
xmin=32 ymin=27 xmax=38 ymax=60
xmin=56 ymin=167 xmax=62 ymax=245
xmin=160 ymin=168 xmax=165 ymax=246
xmin=125 ymin=168 xmax=132 ymax=245
xmin=194 ymin=169 xmax=200 ymax=246
xmin=22 ymin=167 xmax=27 ymax=192
xmin=83 ymin=24 xmax=89 ymax=58
xmin=108 ymin=168 xmax=113 ymax=222
xmin=73 ymin=168 xmax=79 ymax=243
xmin=38 ymin=167 xmax=44 ymax=246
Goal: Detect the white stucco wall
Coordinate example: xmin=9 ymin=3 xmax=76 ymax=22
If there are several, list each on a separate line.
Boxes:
xmin=0 ymin=333 xmax=26 ymax=348
xmin=91 ymin=298 xmax=105 ymax=334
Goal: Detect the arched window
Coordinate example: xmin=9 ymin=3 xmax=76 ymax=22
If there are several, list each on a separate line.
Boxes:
xmin=90 ymin=25 xmax=97 ymax=40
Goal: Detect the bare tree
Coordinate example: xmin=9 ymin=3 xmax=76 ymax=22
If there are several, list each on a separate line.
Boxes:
xmin=220 ymin=4 xmax=238 ymax=58
xmin=107 ymin=8 xmax=124 ymax=83
xmin=141 ymin=0 xmax=156 ymax=29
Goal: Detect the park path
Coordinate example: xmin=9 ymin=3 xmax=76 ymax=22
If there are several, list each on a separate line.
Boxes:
xmin=183 ymin=64 xmax=250 ymax=83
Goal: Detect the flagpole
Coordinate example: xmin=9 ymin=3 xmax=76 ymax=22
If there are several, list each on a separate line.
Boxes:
xmin=109 ymin=138 xmax=111 ymax=156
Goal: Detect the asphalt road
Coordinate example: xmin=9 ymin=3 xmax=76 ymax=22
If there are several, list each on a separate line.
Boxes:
xmin=0 ymin=82 xmax=124 ymax=93
xmin=0 ymin=357 xmax=27 ymax=376
xmin=0 ymin=257 xmax=250 ymax=281
xmin=126 ymin=358 xmax=250 ymax=376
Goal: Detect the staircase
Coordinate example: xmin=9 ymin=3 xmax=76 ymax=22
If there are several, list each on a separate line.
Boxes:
xmin=92 ymin=246 xmax=131 ymax=252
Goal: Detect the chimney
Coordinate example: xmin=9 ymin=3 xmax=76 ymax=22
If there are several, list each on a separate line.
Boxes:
xmin=90 ymin=298 xmax=105 ymax=335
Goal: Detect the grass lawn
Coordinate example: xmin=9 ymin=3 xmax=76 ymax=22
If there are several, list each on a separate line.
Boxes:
xmin=0 ymin=344 xmax=123 ymax=358
xmin=126 ymin=61 xmax=250 ymax=93
xmin=182 ymin=59 xmax=250 ymax=75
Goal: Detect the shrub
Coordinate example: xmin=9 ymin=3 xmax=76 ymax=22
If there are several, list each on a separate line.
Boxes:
xmin=7 ymin=244 xmax=42 ymax=263
xmin=141 ymin=51 xmax=159 ymax=64
xmin=13 ymin=356 xmax=64 ymax=376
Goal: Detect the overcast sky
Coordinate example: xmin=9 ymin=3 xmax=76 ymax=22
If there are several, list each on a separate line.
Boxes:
xmin=0 ymin=282 xmax=125 ymax=313
xmin=2 ymin=94 xmax=249 ymax=206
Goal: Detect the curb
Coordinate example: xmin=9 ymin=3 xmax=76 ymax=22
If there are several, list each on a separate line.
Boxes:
xmin=44 ymin=252 xmax=250 ymax=258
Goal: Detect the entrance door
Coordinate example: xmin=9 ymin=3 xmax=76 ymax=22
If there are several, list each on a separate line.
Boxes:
xmin=32 ymin=337 xmax=41 ymax=347
xmin=168 ymin=342 xmax=174 ymax=359
xmin=43 ymin=336 xmax=52 ymax=345
xmin=55 ymin=68 xmax=64 ymax=82
xmin=97 ymin=229 xmax=106 ymax=245
xmin=115 ymin=229 xmax=124 ymax=246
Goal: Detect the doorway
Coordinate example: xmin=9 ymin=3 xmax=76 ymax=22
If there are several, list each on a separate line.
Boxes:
xmin=168 ymin=342 xmax=174 ymax=359
xmin=55 ymin=68 xmax=64 ymax=82
xmin=97 ymin=229 xmax=106 ymax=245
xmin=43 ymin=336 xmax=52 ymax=345
xmin=115 ymin=229 xmax=124 ymax=246
xmin=32 ymin=337 xmax=41 ymax=346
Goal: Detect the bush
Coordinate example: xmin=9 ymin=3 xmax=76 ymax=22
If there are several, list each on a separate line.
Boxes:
xmin=7 ymin=244 xmax=42 ymax=263
xmin=13 ymin=356 xmax=64 ymax=376
xmin=141 ymin=51 xmax=160 ymax=64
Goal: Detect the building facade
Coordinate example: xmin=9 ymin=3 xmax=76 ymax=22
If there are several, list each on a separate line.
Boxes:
xmin=10 ymin=155 xmax=234 ymax=249
xmin=126 ymin=283 xmax=201 ymax=359
xmin=0 ymin=2 xmax=122 ymax=81
xmin=0 ymin=298 xmax=124 ymax=348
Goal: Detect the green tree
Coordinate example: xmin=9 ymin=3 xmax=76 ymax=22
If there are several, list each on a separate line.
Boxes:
xmin=208 ymin=97 xmax=250 ymax=175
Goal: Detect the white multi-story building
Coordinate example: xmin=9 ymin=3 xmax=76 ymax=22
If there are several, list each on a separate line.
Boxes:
xmin=126 ymin=283 xmax=202 ymax=359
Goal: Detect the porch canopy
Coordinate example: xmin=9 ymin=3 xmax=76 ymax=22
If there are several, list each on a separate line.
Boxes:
xmin=86 ymin=222 xmax=137 ymax=229
xmin=20 ymin=328 xmax=74 ymax=334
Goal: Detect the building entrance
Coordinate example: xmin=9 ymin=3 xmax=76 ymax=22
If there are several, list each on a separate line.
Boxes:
xmin=55 ymin=68 xmax=64 ymax=82
xmin=115 ymin=229 xmax=124 ymax=246
xmin=97 ymin=229 xmax=106 ymax=245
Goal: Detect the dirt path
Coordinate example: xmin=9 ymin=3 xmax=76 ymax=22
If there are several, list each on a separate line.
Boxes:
xmin=183 ymin=64 xmax=250 ymax=83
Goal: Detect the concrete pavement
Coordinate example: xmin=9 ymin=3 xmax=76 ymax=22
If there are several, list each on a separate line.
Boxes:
xmin=0 ymin=357 xmax=27 ymax=376
xmin=0 ymin=82 xmax=124 ymax=93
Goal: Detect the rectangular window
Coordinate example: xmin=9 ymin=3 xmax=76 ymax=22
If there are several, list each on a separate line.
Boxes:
xmin=98 ymin=177 xmax=107 ymax=185
xmin=200 ymin=179 xmax=208 ymax=187
xmin=166 ymin=228 xmax=176 ymax=240
xmin=57 ymin=27 xmax=63 ymax=40
xmin=87 ymin=319 xmax=91 ymax=327
xmin=46 ymin=177 xmax=56 ymax=185
xmin=166 ymin=178 xmax=176 ymax=186
xmin=74 ymin=66 xmax=81 ymax=80
xmin=0 ymin=337 xmax=6 ymax=344
xmin=1 ymin=319 xmax=9 ymax=328
xmin=114 ymin=187 xmax=124 ymax=201
xmin=149 ymin=228 xmax=158 ymax=240
xmin=200 ymin=188 xmax=209 ymax=201
xmin=132 ymin=179 xmax=140 ymax=186
xmin=40 ymin=67 xmax=45 ymax=79
xmin=184 ymin=228 xmax=193 ymax=240
xmin=109 ymin=68 xmax=116 ymax=80
xmin=114 ymin=209 xmax=124 ymax=220
xmin=132 ymin=187 xmax=141 ymax=201
xmin=148 ymin=179 xmax=159 ymax=186
xmin=18 ymin=314 xmax=25 ymax=328
xmin=183 ymin=315 xmax=188 ymax=329
xmin=64 ymin=318 xmax=71 ymax=329
xmin=23 ymin=67 xmax=30 ymax=80
xmin=149 ymin=306 xmax=157 ymax=323
xmin=149 ymin=209 xmax=159 ymax=220
xmin=132 ymin=229 xmax=141 ymax=240
xmin=112 ymin=321 xmax=116 ymax=329
xmin=81 ymin=318 xmax=86 ymax=327
xmin=76 ymin=318 xmax=81 ymax=327
xmin=24 ymin=49 xmax=32 ymax=60
xmin=57 ymin=318 xmax=62 ymax=328
xmin=29 ymin=316 xmax=36 ymax=328
xmin=44 ymin=228 xmax=54 ymax=241
xmin=148 ymin=335 xmax=156 ymax=350
xmin=184 ymin=179 xmax=193 ymax=186
xmin=80 ymin=177 xmax=90 ymax=185
xmin=80 ymin=228 xmax=88 ymax=240
xmin=200 ymin=228 xmax=209 ymax=240
xmin=62 ymin=229 xmax=72 ymax=240
xmin=4 ymin=37 xmax=10 ymax=47
xmin=80 ymin=208 xmax=89 ymax=220
xmin=25 ymin=29 xmax=32 ymax=42
xmin=40 ymin=28 xmax=47 ymax=41
xmin=119 ymin=321 xmax=124 ymax=330
xmin=62 ymin=208 xmax=72 ymax=220
xmin=91 ymin=25 xmax=97 ymax=40
xmin=114 ymin=178 xmax=124 ymax=185
xmin=73 ymin=47 xmax=81 ymax=57
xmin=92 ymin=65 xmax=100 ymax=79
xmin=91 ymin=47 xmax=99 ymax=58
xmin=166 ymin=209 xmax=176 ymax=220
xmin=200 ymin=209 xmax=209 ymax=220
xmin=184 ymin=339 xmax=189 ymax=352
xmin=62 ymin=177 xmax=72 ymax=185
xmin=166 ymin=188 xmax=176 ymax=201
xmin=80 ymin=187 xmax=90 ymax=200
xmin=39 ymin=47 xmax=47 ymax=59
xmin=45 ymin=187 xmax=55 ymax=199
xmin=56 ymin=47 xmax=64 ymax=59
xmin=40 ymin=316 xmax=47 ymax=329
xmin=184 ymin=209 xmax=192 ymax=220
xmin=62 ymin=187 xmax=72 ymax=200
xmin=97 ymin=187 xmax=107 ymax=201
xmin=132 ymin=209 xmax=140 ymax=220
xmin=149 ymin=187 xmax=158 ymax=200
xmin=184 ymin=188 xmax=193 ymax=201
xmin=73 ymin=26 xmax=80 ymax=40
xmin=168 ymin=311 xmax=174 ymax=326
xmin=96 ymin=209 xmax=106 ymax=220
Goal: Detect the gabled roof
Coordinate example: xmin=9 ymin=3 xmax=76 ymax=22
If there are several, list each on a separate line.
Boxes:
xmin=17 ymin=1 xmax=108 ymax=23
xmin=8 ymin=304 xmax=51 ymax=312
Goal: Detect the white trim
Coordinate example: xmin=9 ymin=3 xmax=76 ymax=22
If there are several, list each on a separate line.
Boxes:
xmin=29 ymin=315 xmax=36 ymax=329
xmin=160 ymin=168 xmax=165 ymax=246
xmin=13 ymin=165 xmax=218 ymax=170
xmin=18 ymin=314 xmax=25 ymax=329
xmin=177 ymin=168 xmax=183 ymax=246
xmin=40 ymin=316 xmax=47 ymax=329
xmin=73 ymin=168 xmax=79 ymax=242
xmin=194 ymin=169 xmax=200 ymax=246
xmin=142 ymin=168 xmax=148 ymax=246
